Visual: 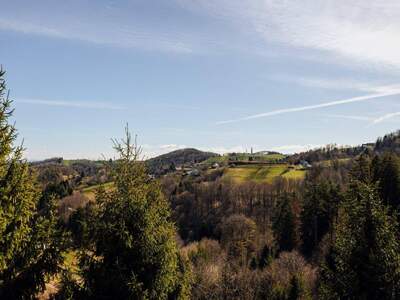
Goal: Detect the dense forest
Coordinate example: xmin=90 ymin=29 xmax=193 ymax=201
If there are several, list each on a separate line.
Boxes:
xmin=2 ymin=68 xmax=400 ymax=300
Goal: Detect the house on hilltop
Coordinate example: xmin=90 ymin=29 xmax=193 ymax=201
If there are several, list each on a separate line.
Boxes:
xmin=299 ymin=160 xmax=312 ymax=169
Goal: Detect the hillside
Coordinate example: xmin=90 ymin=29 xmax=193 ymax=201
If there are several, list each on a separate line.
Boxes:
xmin=222 ymin=164 xmax=306 ymax=183
xmin=146 ymin=148 xmax=219 ymax=175
xmin=375 ymin=130 xmax=400 ymax=154
xmin=286 ymin=131 xmax=400 ymax=164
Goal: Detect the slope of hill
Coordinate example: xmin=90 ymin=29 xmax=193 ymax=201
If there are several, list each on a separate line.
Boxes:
xmin=375 ymin=130 xmax=400 ymax=154
xmin=146 ymin=148 xmax=219 ymax=175
xmin=286 ymin=130 xmax=400 ymax=164
xmin=223 ymin=164 xmax=306 ymax=183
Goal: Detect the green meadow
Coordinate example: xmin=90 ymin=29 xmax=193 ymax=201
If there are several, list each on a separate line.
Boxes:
xmin=223 ymin=164 xmax=306 ymax=183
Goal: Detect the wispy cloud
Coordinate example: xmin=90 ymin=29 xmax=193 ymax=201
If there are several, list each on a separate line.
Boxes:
xmin=269 ymin=75 xmax=397 ymax=93
xmin=217 ymin=88 xmax=400 ymax=124
xmin=5 ymin=1 xmax=400 ymax=65
xmin=0 ymin=19 xmax=66 ymax=38
xmin=15 ymin=98 xmax=123 ymax=110
xmin=371 ymin=112 xmax=400 ymax=125
xmin=255 ymin=1 xmax=400 ymax=70
xmin=270 ymin=144 xmax=322 ymax=154
xmin=325 ymin=111 xmax=400 ymax=127
xmin=0 ymin=5 xmax=195 ymax=54
xmin=180 ymin=0 xmax=400 ymax=70
xmin=160 ymin=144 xmax=187 ymax=150
xmin=323 ymin=112 xmax=400 ymax=126
xmin=142 ymin=144 xmax=188 ymax=158
xmin=323 ymin=114 xmax=374 ymax=122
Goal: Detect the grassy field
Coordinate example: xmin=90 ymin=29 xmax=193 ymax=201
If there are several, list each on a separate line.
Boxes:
xmin=62 ymin=159 xmax=104 ymax=167
xmin=80 ymin=181 xmax=114 ymax=200
xmin=223 ymin=164 xmax=306 ymax=183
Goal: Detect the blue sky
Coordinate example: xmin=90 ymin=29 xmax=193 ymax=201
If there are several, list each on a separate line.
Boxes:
xmin=2 ymin=0 xmax=400 ymax=160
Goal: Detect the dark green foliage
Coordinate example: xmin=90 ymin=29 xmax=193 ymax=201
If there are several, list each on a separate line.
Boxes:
xmin=319 ymin=181 xmax=400 ymax=299
xmin=68 ymin=204 xmax=94 ymax=249
xmin=300 ymin=181 xmax=341 ymax=257
xmin=287 ymin=143 xmax=366 ymax=164
xmin=349 ymin=153 xmax=373 ymax=184
xmin=375 ymin=130 xmax=400 ymax=154
xmin=273 ymin=193 xmax=298 ymax=252
xmin=259 ymin=244 xmax=275 ymax=269
xmin=40 ymin=180 xmax=73 ymax=209
xmin=74 ymin=128 xmax=188 ymax=299
xmin=52 ymin=269 xmax=82 ymax=300
xmin=372 ymin=153 xmax=400 ymax=210
xmin=0 ymin=69 xmax=66 ymax=299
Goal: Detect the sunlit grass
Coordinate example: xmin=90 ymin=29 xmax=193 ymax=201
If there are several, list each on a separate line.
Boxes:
xmin=223 ymin=164 xmax=305 ymax=183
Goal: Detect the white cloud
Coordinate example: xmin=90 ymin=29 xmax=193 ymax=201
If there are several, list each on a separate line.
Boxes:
xmin=142 ymin=144 xmax=188 ymax=158
xmin=15 ymin=98 xmax=123 ymax=110
xmin=217 ymin=88 xmax=400 ymax=124
xmin=270 ymin=144 xmax=322 ymax=154
xmin=159 ymin=144 xmax=187 ymax=150
xmin=179 ymin=0 xmax=400 ymax=70
xmin=200 ymin=145 xmax=247 ymax=154
xmin=258 ymin=1 xmax=400 ymax=69
xmin=6 ymin=1 xmax=400 ymax=66
xmin=0 ymin=19 xmax=66 ymax=38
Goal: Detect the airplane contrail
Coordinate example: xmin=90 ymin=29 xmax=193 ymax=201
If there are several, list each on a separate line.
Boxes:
xmin=216 ymin=89 xmax=400 ymax=125
xmin=372 ymin=111 xmax=400 ymax=125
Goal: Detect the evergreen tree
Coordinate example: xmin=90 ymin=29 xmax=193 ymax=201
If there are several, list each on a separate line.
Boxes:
xmin=273 ymin=193 xmax=298 ymax=252
xmin=300 ymin=181 xmax=341 ymax=257
xmin=372 ymin=153 xmax=400 ymax=211
xmin=319 ymin=181 xmax=400 ymax=299
xmin=350 ymin=153 xmax=373 ymax=184
xmin=0 ymin=68 xmax=65 ymax=298
xmin=258 ymin=244 xmax=274 ymax=269
xmin=76 ymin=127 xmax=189 ymax=299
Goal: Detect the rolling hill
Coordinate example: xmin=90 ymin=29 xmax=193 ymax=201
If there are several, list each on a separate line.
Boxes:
xmin=222 ymin=164 xmax=306 ymax=183
xmin=146 ymin=148 xmax=219 ymax=175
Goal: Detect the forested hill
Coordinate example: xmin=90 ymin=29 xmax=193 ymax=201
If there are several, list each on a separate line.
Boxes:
xmin=287 ymin=144 xmax=366 ymax=164
xmin=375 ymin=130 xmax=400 ymax=154
xmin=146 ymin=148 xmax=219 ymax=175
xmin=287 ymin=130 xmax=400 ymax=164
